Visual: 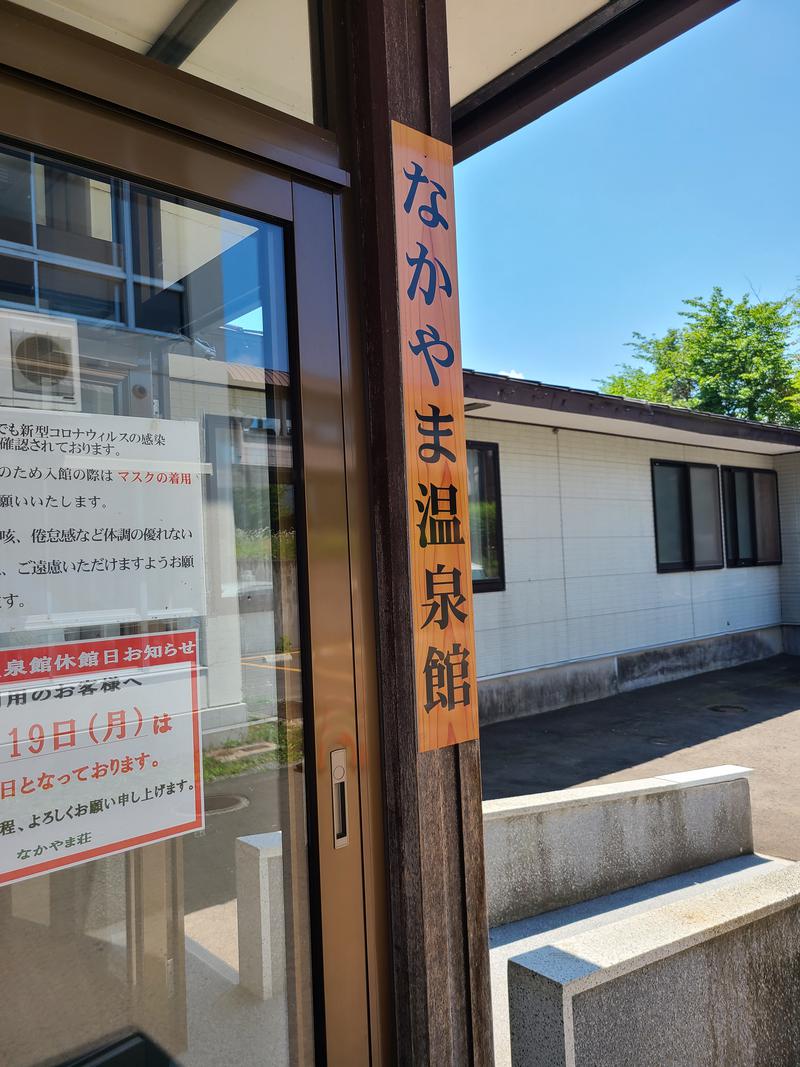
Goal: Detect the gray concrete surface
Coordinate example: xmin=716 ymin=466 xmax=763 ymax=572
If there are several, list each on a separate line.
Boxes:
xmin=480 ymin=655 xmax=800 ymax=860
xmin=619 ymin=626 xmax=782 ymax=691
xmin=484 ymin=768 xmax=753 ymax=926
xmin=477 ymin=627 xmax=783 ymax=726
xmin=508 ymin=861 xmax=800 ymax=1067
xmin=236 ymin=831 xmax=286 ymax=1000
xmin=478 ymin=654 xmax=618 ymax=727
xmin=489 ymin=854 xmax=789 ymax=1067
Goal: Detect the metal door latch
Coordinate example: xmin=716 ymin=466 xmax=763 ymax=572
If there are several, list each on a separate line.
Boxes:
xmin=330 ymin=748 xmax=349 ymax=849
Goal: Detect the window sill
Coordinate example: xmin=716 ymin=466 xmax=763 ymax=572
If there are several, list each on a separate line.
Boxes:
xmin=472 ymin=579 xmax=505 ymax=594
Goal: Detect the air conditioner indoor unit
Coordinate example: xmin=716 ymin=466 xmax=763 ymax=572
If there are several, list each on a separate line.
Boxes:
xmin=0 ymin=309 xmax=81 ymax=411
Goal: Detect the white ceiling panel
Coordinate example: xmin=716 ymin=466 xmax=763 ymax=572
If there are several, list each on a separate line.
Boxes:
xmin=447 ymin=0 xmax=611 ymax=104
xmin=182 ymin=0 xmax=313 ymax=119
xmin=10 ymin=0 xmax=315 ymax=122
xmin=11 ymin=0 xmax=184 ymax=53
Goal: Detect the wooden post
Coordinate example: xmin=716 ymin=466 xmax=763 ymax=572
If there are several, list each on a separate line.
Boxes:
xmin=342 ymin=1 xmax=494 ymax=1062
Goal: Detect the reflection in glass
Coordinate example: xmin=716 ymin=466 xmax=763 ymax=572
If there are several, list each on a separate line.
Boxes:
xmin=0 ymin=140 xmax=312 ymax=1066
xmin=34 ymin=162 xmax=119 ymax=264
xmin=653 ymin=462 xmax=689 ymax=568
xmin=0 ymin=147 xmax=33 ymax=245
xmin=39 ymin=263 xmax=125 ymax=321
xmin=0 ymin=252 xmax=35 ymax=306
xmin=754 ymin=471 xmax=781 ymax=564
xmin=468 ymin=442 xmax=503 ymax=585
xmin=734 ymin=469 xmax=755 ymax=561
xmin=689 ymin=465 xmax=722 ymax=569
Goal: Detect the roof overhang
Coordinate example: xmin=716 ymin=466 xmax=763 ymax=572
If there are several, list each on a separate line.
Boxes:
xmin=449 ymin=0 xmax=740 ymax=161
xmin=463 ymin=371 xmax=800 ymax=456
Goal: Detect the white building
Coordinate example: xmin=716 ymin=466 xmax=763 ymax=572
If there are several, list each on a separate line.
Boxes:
xmin=464 ymin=370 xmax=800 ymax=724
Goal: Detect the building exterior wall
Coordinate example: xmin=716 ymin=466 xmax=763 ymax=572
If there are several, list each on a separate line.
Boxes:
xmin=466 ymin=417 xmax=782 ymax=680
xmin=776 ymin=452 xmax=800 ymax=629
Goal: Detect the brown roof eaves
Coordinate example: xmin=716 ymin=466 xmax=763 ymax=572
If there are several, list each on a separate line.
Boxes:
xmin=463 ymin=369 xmax=800 ymax=451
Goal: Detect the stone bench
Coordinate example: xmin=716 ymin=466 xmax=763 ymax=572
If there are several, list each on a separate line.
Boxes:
xmin=508 ymin=861 xmax=800 ymax=1066
xmin=483 ymin=766 xmax=799 ymax=1066
xmin=484 ymin=766 xmax=754 ymax=927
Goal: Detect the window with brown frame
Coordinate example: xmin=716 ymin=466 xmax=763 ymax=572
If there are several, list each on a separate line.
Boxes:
xmin=721 ymin=466 xmax=782 ymax=567
xmin=651 ymin=460 xmax=724 ymax=573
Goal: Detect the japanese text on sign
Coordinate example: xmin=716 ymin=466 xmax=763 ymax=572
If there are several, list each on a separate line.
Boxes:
xmin=0 ymin=630 xmax=203 ymax=886
xmin=0 ymin=409 xmax=206 ymax=632
xmin=391 ymin=121 xmax=479 ymax=752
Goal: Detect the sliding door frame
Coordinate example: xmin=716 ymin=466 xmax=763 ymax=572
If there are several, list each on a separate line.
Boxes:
xmin=0 ymin=62 xmax=382 ymax=1065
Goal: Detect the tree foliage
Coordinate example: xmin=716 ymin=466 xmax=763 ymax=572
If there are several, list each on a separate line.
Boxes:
xmin=598 ymin=287 xmax=800 ymax=425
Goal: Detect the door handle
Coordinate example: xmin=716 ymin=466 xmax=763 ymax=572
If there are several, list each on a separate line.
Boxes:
xmin=330 ymin=748 xmax=349 ymax=849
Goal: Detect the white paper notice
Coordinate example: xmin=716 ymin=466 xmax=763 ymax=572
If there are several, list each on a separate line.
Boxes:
xmin=0 ymin=631 xmax=203 ymax=887
xmin=0 ymin=407 xmax=206 ymax=631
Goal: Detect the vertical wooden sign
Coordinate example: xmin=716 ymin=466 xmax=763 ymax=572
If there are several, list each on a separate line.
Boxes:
xmin=391 ymin=120 xmax=479 ymax=752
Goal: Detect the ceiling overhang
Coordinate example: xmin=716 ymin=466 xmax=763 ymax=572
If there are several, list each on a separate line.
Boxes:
xmin=448 ymin=0 xmax=740 ymax=161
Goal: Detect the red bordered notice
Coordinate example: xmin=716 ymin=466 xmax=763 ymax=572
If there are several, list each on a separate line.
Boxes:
xmin=0 ymin=630 xmax=203 ymax=886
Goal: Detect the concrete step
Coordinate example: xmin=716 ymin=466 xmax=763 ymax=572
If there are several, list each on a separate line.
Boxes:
xmin=490 ymin=853 xmax=791 ymax=1067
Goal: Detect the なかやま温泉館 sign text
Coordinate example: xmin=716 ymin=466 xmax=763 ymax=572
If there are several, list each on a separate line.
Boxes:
xmin=391 ymin=120 xmax=479 ymax=753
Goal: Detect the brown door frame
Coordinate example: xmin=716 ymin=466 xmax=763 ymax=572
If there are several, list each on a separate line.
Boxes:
xmin=0 ymin=64 xmax=381 ymax=1065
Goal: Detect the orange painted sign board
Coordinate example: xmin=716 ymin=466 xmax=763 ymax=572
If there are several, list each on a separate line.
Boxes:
xmin=391 ymin=120 xmax=479 ymax=752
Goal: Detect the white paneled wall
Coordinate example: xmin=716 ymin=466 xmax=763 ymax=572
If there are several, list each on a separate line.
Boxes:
xmin=776 ymin=452 xmax=800 ymax=624
xmin=467 ymin=417 xmax=782 ymax=679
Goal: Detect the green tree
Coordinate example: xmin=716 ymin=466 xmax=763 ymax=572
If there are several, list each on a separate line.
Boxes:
xmin=598 ymin=287 xmax=800 ymax=425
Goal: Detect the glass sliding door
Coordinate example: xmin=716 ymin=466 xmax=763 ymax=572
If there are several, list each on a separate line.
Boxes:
xmin=0 ymin=141 xmax=318 ymax=1066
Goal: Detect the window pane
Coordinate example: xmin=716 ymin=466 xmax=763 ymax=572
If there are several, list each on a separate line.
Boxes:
xmin=0 ymin=254 xmax=35 ymax=306
xmin=0 ymin=148 xmax=33 ymax=246
xmin=754 ymin=471 xmax=781 ymax=563
xmin=38 ymin=264 xmax=124 ymax=322
xmin=0 ymin=141 xmax=313 ymax=1066
xmin=653 ymin=463 xmax=689 ymax=568
xmin=34 ymin=162 xmax=120 ymax=266
xmin=468 ymin=444 xmax=502 ymax=585
xmin=722 ymin=469 xmax=736 ymax=563
xmin=689 ymin=466 xmax=722 ymax=568
xmin=734 ymin=469 xmax=755 ymax=561
xmin=81 ymin=381 xmax=117 ymax=414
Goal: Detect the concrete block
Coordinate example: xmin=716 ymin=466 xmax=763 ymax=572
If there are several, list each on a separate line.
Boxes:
xmin=483 ymin=767 xmax=753 ymax=927
xmin=235 ymin=831 xmax=285 ymax=1000
xmin=489 ymin=854 xmax=789 ymax=1067
xmin=509 ymin=862 xmax=800 ymax=1066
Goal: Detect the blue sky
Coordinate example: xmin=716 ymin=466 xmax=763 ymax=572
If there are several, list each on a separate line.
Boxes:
xmin=454 ymin=0 xmax=800 ymax=389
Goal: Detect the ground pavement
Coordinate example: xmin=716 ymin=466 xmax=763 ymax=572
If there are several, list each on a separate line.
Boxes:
xmin=479 ymin=654 xmax=800 ymax=860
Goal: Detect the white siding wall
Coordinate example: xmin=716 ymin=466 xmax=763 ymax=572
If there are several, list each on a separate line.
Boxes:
xmin=467 ymin=417 xmax=782 ymax=679
xmin=776 ymin=452 xmax=800 ymax=624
